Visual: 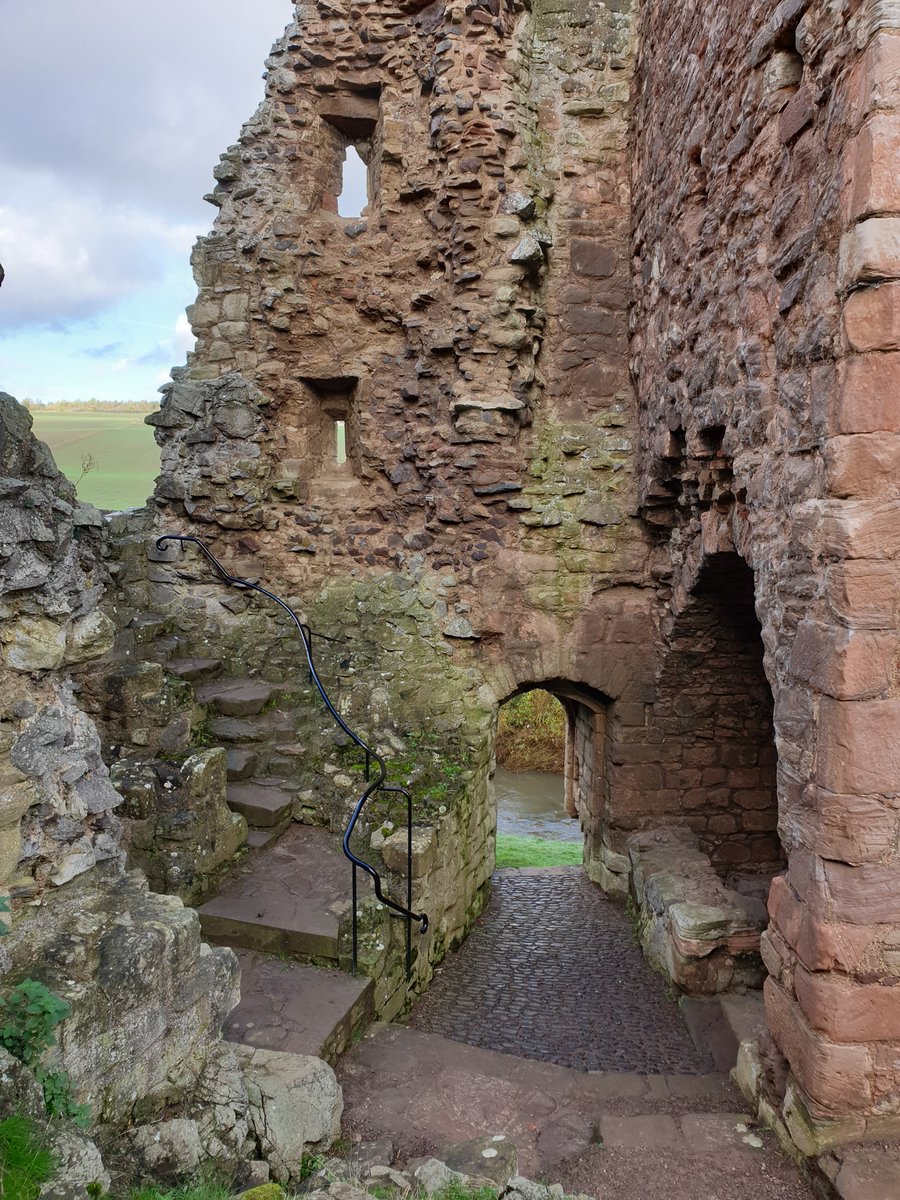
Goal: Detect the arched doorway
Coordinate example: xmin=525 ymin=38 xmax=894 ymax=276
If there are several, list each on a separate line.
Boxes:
xmin=493 ymin=679 xmax=611 ymax=871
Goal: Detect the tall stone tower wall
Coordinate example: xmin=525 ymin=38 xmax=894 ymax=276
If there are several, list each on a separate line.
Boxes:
xmin=632 ymin=0 xmax=900 ymax=1151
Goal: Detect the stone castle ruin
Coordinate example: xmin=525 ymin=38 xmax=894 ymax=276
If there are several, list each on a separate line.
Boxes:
xmin=3 ymin=0 xmax=900 ymax=1187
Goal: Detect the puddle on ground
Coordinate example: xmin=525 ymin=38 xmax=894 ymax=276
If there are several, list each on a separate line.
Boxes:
xmin=494 ymin=766 xmax=580 ymax=841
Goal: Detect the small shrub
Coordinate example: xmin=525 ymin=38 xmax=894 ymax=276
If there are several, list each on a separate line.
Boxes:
xmin=36 ymin=1068 xmax=90 ymax=1128
xmin=0 ymin=1115 xmax=54 ymax=1200
xmin=299 ymin=1151 xmax=326 ymax=1181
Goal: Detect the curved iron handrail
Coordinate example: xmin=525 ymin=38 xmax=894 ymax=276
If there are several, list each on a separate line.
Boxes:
xmin=156 ymin=534 xmax=428 ymax=976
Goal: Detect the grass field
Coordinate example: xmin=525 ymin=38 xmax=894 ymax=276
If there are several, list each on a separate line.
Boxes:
xmin=29 ymin=410 xmax=160 ymax=510
xmin=494 ymin=834 xmax=583 ymax=869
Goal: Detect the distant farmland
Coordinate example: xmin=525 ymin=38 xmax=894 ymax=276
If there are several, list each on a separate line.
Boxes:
xmin=30 ymin=410 xmax=160 ymax=511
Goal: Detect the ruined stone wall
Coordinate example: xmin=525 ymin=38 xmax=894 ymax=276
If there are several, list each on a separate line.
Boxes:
xmin=632 ymin=0 xmax=900 ymax=1150
xmin=0 ymin=396 xmax=255 ymax=1167
xmin=117 ymin=0 xmax=666 ymax=998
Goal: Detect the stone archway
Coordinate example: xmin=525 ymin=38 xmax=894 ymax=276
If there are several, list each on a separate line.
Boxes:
xmin=494 ymin=678 xmax=611 ymax=870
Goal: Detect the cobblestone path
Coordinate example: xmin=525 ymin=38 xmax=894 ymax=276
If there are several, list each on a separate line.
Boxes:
xmin=408 ymin=868 xmax=714 ymax=1074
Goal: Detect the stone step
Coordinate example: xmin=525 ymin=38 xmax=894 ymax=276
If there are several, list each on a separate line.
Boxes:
xmin=209 ymin=711 xmax=294 ymax=743
xmin=226 ymin=747 xmax=258 ymax=781
xmin=246 ymin=818 xmax=291 ymax=850
xmin=167 ymin=657 xmax=223 ymax=682
xmin=199 ymin=824 xmax=367 ymax=963
xmin=226 ymin=780 xmax=294 ymax=827
xmin=226 ymin=950 xmax=373 ymax=1065
xmin=196 ymin=678 xmax=275 ymax=717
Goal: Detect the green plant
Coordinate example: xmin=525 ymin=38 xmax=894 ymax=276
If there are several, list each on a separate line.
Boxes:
xmin=434 ymin=1181 xmax=498 ymax=1200
xmin=496 ymin=690 xmax=565 ymax=773
xmin=123 ymin=1171 xmax=232 ymax=1200
xmin=0 ymin=979 xmax=89 ymax=1128
xmin=299 ymin=1151 xmax=326 ymax=1181
xmin=0 ymin=980 xmax=69 ymax=1067
xmin=37 ymin=1069 xmax=90 ymax=1128
xmin=0 ymin=1115 xmax=54 ymax=1200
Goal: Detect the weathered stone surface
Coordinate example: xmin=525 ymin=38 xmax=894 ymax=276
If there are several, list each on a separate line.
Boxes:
xmin=112 ymin=748 xmax=246 ymax=904
xmin=235 ymin=1045 xmax=343 ymax=1184
xmin=2 ymin=870 xmax=241 ymax=1128
xmin=129 ymin=1119 xmax=204 ymax=1179
xmin=0 ymin=1048 xmax=45 ymax=1122
xmin=627 ymin=828 xmax=766 ymax=995
xmin=41 ymin=1125 xmax=110 ymax=1198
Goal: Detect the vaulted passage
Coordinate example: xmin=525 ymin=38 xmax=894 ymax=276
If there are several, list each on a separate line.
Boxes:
xmin=646 ymin=553 xmax=781 ymax=876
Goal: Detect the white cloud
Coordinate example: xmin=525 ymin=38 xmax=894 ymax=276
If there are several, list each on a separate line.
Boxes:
xmin=0 ymin=0 xmax=292 ymax=331
xmin=0 ymin=170 xmax=197 ymax=328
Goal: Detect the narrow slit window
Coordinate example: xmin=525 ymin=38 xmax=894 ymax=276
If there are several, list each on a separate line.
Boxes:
xmin=338 ymin=146 xmax=369 ymax=218
xmin=335 ymin=419 xmax=347 ymax=466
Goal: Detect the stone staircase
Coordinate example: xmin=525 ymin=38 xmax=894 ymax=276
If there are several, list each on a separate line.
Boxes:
xmin=198 ymin=822 xmax=375 ymax=1065
xmin=128 ymin=629 xmax=379 ymax=1064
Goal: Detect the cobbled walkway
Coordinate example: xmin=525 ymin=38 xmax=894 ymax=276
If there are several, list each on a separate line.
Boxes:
xmin=408 ymin=867 xmax=714 ymax=1073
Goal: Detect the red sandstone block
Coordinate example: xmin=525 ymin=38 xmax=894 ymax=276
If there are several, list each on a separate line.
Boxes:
xmin=848 ymin=115 xmax=900 ymax=221
xmin=795 ymin=914 xmax=877 ymax=975
xmin=796 ymin=964 xmax=900 ymax=1043
xmin=825 ymin=434 xmax=900 ymax=499
xmin=826 ymin=560 xmax=900 ymax=628
xmin=821 ymin=499 xmax=900 ymax=559
xmin=817 ymin=697 xmax=900 ymax=796
xmin=832 ymin=353 xmax=900 ymax=434
xmin=770 ymin=871 xmax=807 ymax=945
xmin=843 ymin=282 xmax=900 ymax=351
xmin=839 ymin=218 xmax=900 ymax=286
xmin=780 ymin=83 xmax=815 ymax=144
xmin=764 ymin=978 xmax=873 ymax=1113
xmin=788 ymin=618 xmax=894 ymax=698
xmin=770 ymin=869 xmax=877 ymax=971
xmin=571 ymin=240 xmax=617 ymax=278
xmin=856 ymin=32 xmax=900 ymax=123
xmin=825 ymin=860 xmax=900 ymax=925
xmin=789 ymin=786 xmax=899 ymax=866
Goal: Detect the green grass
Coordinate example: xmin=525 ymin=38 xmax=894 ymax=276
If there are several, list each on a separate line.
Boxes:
xmin=28 ymin=410 xmax=160 ymax=511
xmin=495 ymin=834 xmax=582 ymax=869
xmin=123 ymin=1178 xmax=232 ymax=1200
xmin=0 ymin=1116 xmax=54 ymax=1200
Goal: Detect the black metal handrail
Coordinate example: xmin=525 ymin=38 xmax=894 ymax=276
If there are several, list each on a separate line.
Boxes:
xmin=156 ymin=534 xmax=428 ymax=977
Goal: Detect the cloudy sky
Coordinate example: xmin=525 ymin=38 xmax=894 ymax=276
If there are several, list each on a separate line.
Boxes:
xmin=0 ymin=0 xmax=294 ymax=404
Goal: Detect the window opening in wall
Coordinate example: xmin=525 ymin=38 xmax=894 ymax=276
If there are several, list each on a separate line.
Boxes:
xmin=334 ymin=419 xmax=347 ymax=466
xmin=338 ymin=145 xmax=369 ymax=219
xmin=494 ymin=689 xmax=578 ymax=867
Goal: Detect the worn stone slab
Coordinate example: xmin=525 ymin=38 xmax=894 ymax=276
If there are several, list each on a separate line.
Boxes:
xmin=200 ymin=825 xmax=368 ymax=960
xmin=225 ymin=950 xmax=372 ymax=1065
xmin=598 ymin=1114 xmax=682 ymax=1149
xmin=834 ymin=1146 xmax=900 ymax=1200
xmin=197 ymin=678 xmax=275 ymax=717
xmin=227 ymin=780 xmax=294 ymax=827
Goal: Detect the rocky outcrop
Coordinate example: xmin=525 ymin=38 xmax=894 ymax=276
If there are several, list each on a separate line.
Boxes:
xmin=235 ymin=1046 xmax=343 ymax=1185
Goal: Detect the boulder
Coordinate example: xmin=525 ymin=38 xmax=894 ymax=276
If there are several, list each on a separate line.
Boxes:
xmin=41 ymin=1126 xmax=110 ymax=1199
xmin=129 ymin=1118 xmax=203 ymax=1179
xmin=235 ymin=1046 xmax=343 ymax=1184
